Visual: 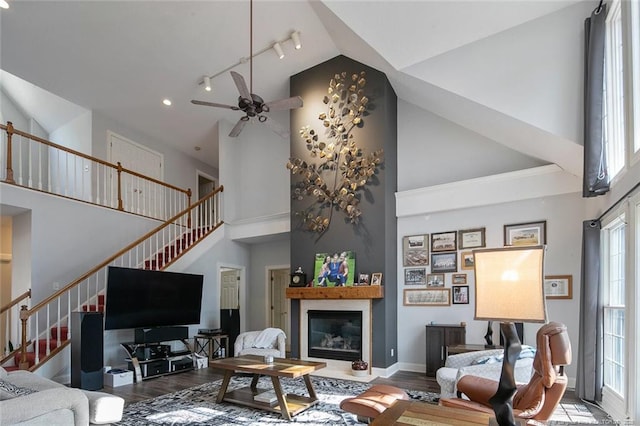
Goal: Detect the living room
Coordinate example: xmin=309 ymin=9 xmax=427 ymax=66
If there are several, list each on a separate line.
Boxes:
xmin=1 ymin=0 xmax=639 ymax=424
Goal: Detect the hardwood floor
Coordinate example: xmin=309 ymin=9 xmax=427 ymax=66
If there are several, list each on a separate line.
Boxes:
xmin=101 ymin=367 xmax=610 ymax=424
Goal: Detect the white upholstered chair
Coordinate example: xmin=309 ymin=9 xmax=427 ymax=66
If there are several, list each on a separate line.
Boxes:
xmin=234 ymin=328 xmax=286 ymax=358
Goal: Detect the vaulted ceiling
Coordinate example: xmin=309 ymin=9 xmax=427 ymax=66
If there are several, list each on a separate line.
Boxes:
xmin=1 ymin=0 xmax=586 ymax=175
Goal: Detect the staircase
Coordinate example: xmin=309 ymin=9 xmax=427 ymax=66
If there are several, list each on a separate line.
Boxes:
xmin=1 ymin=187 xmax=224 ymax=372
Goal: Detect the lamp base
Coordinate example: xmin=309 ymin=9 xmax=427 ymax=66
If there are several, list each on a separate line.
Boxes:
xmin=489 ymin=322 xmax=522 ymax=426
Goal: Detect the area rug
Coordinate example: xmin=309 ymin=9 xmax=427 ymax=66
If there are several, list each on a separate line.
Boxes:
xmin=116 ymin=376 xmax=439 ymax=425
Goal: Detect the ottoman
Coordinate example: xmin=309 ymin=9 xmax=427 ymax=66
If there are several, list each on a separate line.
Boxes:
xmin=339 ymin=384 xmax=409 ymax=422
xmin=83 ymin=390 xmax=125 ymax=424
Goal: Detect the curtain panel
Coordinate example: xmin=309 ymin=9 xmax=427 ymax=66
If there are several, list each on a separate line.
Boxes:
xmin=583 ymin=4 xmax=610 ymax=197
xmin=575 ymin=219 xmax=603 ymax=402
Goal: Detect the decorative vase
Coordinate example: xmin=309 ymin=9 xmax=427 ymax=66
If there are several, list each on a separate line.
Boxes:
xmin=351 ymin=360 xmax=368 ymax=377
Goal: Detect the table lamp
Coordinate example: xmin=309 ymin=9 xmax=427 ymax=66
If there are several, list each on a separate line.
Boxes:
xmin=473 ymin=245 xmax=547 ymax=426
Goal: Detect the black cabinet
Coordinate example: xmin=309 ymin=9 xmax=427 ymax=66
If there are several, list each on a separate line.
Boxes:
xmin=425 ymin=324 xmax=466 ymax=376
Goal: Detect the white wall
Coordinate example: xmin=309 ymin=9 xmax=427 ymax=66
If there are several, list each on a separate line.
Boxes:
xmin=247 ymin=239 xmax=290 ymax=331
xmin=50 ymin=111 xmax=92 ymax=155
xmin=396 ymin=192 xmax=585 ymax=381
xmin=0 ymin=184 xmax=158 ymax=303
xmin=397 ymin=100 xmax=544 ymax=191
xmin=406 ymin=1 xmax=592 ymax=144
xmin=218 ymin=118 xmax=290 ymax=223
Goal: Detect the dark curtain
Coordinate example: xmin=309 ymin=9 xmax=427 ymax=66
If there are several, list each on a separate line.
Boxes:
xmin=576 ymin=220 xmax=603 ymax=401
xmin=583 ymin=4 xmax=609 ymax=197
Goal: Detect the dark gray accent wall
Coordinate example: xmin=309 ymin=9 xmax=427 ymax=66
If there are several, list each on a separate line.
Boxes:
xmin=289 ymin=55 xmax=398 ymax=368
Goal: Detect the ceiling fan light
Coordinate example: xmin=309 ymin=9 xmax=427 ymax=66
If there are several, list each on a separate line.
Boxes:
xmin=273 ymin=42 xmax=285 ymax=59
xmin=203 ymin=76 xmax=212 ymax=92
xmin=291 ymin=31 xmax=301 ymax=50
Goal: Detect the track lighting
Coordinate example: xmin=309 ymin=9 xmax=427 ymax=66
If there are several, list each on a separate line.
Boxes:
xmin=273 ymin=42 xmax=284 ymax=59
xmin=203 ymin=75 xmax=212 ymax=92
xmin=291 ymin=31 xmax=301 ymax=50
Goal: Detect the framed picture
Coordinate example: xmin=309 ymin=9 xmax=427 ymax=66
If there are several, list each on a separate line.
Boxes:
xmin=458 ymin=228 xmax=486 ymax=249
xmin=426 ymin=273 xmax=445 ymax=287
xmin=403 ymin=235 xmax=429 ymax=266
xmin=314 ymin=251 xmax=355 ymax=287
xmin=452 ymin=273 xmax=467 ymax=284
xmin=461 ymin=251 xmax=475 ymax=270
xmin=504 ymin=221 xmax=547 ymax=246
xmin=371 ymin=272 xmax=383 ymax=286
xmin=404 ymin=268 xmax=427 ymax=285
xmin=403 ymin=288 xmax=451 ymax=306
xmin=544 ymin=275 xmax=573 ymax=299
xmin=452 ymin=286 xmax=469 ymax=304
xmin=431 ymin=231 xmax=457 ymax=252
xmin=431 ymin=252 xmax=457 ymax=273
xmin=357 ymin=273 xmax=370 ymax=285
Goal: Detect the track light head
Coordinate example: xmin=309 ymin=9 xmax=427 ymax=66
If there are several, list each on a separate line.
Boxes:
xmin=203 ymin=76 xmax=212 ymax=92
xmin=273 ymin=42 xmax=284 ymax=59
xmin=291 ymin=31 xmax=301 ymax=50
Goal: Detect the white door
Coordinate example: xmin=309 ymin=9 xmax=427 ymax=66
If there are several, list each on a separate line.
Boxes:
xmin=270 ymin=268 xmax=290 ymax=351
xmin=109 ymin=132 xmax=163 ymax=216
xmin=220 ymin=269 xmax=239 ymax=310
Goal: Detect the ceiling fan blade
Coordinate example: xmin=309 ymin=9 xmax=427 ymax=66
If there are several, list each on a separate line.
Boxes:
xmin=264 ymin=96 xmax=303 ymax=112
xmin=229 ymin=118 xmax=248 ymax=137
xmin=191 ymin=100 xmax=239 ymax=110
xmin=230 ymin=71 xmax=251 ymax=102
xmin=264 ymin=116 xmax=290 ymax=139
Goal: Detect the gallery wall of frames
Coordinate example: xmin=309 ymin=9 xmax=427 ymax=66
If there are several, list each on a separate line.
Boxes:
xmin=401 ymin=220 xmax=573 ymax=307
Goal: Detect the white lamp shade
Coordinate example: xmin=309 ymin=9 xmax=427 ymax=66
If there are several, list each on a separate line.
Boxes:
xmin=474 ymin=246 xmax=547 ymax=323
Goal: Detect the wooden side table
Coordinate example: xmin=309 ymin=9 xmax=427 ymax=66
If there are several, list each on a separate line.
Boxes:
xmin=193 ymin=334 xmax=229 ymax=360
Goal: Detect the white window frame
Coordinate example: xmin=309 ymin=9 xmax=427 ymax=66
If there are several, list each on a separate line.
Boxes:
xmin=604 ymin=0 xmax=626 ymax=181
xmin=600 ymin=213 xmax=627 ymax=421
xmin=627 ymin=0 xmax=640 ymax=160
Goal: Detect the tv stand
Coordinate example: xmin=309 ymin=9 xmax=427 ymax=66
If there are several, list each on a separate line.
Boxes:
xmin=121 ymin=338 xmax=194 ymax=382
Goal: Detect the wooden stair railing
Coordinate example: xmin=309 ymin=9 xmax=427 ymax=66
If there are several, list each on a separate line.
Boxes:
xmin=0 ymin=290 xmax=31 ymax=365
xmin=0 ymin=121 xmax=192 ymax=223
xmin=8 ymin=186 xmax=223 ymax=371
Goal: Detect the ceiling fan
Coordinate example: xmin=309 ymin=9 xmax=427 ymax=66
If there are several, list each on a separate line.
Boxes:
xmin=191 ymin=0 xmax=303 ymax=138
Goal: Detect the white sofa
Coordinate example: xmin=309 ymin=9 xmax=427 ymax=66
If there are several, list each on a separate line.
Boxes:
xmin=0 ymin=366 xmax=124 ymax=425
xmin=234 ymin=328 xmax=286 ymax=358
xmin=436 ymin=346 xmax=535 ymax=398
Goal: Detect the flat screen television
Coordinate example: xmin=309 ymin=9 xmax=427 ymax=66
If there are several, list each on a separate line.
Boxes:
xmin=104 ymin=266 xmax=204 ymax=330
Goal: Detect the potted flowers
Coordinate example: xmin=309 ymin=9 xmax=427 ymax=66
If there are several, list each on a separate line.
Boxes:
xmin=351 ymin=359 xmax=368 ymax=377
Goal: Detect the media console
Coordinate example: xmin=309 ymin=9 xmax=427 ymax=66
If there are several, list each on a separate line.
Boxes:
xmin=121 ymin=327 xmax=195 ymax=381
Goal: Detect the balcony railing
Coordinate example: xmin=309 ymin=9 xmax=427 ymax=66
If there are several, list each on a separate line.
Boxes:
xmin=1 ymin=122 xmax=192 ymax=222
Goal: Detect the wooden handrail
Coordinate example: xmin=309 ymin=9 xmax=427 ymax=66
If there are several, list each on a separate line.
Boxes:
xmin=1 ymin=122 xmax=189 ymax=195
xmin=27 ymin=185 xmax=224 ymax=314
xmin=0 ymin=289 xmax=30 ymax=315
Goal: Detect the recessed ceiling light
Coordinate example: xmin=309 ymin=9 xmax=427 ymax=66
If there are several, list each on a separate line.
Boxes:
xmin=0 ymin=1 xmax=9 ymax=10
xmin=194 ymin=146 xmax=201 ymax=151
xmin=162 ymin=99 xmax=172 ymax=106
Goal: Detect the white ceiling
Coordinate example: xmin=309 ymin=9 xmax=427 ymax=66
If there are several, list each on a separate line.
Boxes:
xmin=0 ymin=0 xmax=584 ymax=172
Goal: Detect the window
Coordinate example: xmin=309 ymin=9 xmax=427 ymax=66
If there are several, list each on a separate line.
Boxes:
xmin=603 ymin=0 xmax=626 ymax=179
xmin=630 ymin=0 xmax=640 ymax=155
xmin=602 ymin=217 xmax=626 ymax=397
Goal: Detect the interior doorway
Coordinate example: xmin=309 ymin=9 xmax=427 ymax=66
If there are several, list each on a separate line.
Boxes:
xmin=219 ymin=267 xmax=241 ymax=356
xmin=196 ymin=170 xmax=216 ymax=227
xmin=269 ymin=267 xmax=290 ymax=352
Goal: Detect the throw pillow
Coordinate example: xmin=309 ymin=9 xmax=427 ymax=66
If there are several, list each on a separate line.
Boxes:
xmin=471 ymin=354 xmax=503 ymax=365
xmin=0 ymin=379 xmax=37 ymax=400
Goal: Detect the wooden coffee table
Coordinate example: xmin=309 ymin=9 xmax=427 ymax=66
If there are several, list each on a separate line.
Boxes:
xmin=209 ymin=355 xmax=326 ymax=420
xmin=372 ymin=400 xmax=492 ymax=425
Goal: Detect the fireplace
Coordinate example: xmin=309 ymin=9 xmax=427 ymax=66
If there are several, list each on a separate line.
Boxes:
xmin=308 ymin=310 xmax=362 ymax=361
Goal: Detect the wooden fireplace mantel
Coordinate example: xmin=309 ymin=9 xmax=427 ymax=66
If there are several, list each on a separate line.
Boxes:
xmin=285 ymin=286 xmax=384 ymax=300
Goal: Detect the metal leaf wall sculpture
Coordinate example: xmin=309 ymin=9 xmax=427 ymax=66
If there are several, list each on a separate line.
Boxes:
xmin=286 ymin=71 xmax=384 ymax=234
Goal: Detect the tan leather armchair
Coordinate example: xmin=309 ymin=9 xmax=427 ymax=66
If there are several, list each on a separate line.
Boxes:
xmin=439 ymin=322 xmax=572 ymax=421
